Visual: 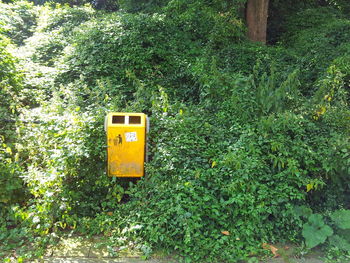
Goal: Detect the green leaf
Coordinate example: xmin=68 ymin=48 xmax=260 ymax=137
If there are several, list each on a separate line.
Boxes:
xmin=329 ymin=235 xmax=350 ymax=252
xmin=293 ymin=205 xmax=312 ymax=219
xmin=330 ymin=210 xmax=350 ymax=230
xmin=302 ymin=214 xmax=333 ymax=249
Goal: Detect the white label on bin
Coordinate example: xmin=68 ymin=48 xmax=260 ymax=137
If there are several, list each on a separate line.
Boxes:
xmin=125 ymin=132 xmax=137 ymax=142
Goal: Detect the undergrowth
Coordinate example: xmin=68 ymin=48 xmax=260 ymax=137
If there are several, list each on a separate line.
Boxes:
xmin=0 ymin=1 xmax=350 ymax=262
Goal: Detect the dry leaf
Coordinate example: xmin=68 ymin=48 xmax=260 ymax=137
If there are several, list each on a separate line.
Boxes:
xmin=262 ymin=243 xmax=280 ymax=257
xmin=221 ymin=231 xmax=230 ymax=236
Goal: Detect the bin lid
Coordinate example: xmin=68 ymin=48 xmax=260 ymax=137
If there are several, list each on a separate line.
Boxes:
xmin=106 ymin=112 xmax=146 ymax=127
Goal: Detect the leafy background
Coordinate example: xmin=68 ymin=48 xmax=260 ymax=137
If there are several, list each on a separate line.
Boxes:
xmin=0 ymin=0 xmax=350 ymax=262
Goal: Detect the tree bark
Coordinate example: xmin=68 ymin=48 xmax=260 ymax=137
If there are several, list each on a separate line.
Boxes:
xmin=246 ymin=0 xmax=269 ymax=44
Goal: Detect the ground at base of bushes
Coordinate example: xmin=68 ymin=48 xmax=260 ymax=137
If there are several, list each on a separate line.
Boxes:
xmin=22 ymin=236 xmax=346 ymax=263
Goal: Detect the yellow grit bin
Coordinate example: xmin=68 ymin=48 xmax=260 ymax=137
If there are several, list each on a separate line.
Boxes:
xmin=105 ymin=112 xmax=148 ymax=177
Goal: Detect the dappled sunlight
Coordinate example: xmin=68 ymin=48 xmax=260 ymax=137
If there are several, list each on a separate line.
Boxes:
xmin=1 ymin=0 xmax=350 ymax=262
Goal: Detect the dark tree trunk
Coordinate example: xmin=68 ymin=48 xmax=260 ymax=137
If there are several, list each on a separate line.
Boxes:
xmin=246 ymin=0 xmax=269 ymax=44
xmin=94 ymin=0 xmax=106 ymax=9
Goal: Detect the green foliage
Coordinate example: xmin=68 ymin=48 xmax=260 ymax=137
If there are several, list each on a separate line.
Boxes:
xmin=302 ymin=214 xmax=333 ymax=249
xmin=0 ymin=1 xmax=37 ymax=45
xmin=18 ymin=106 xmax=107 ymax=217
xmin=38 ymin=5 xmax=94 ymax=33
xmin=281 ymin=7 xmax=350 ymax=92
xmin=118 ymin=0 xmax=169 ymax=13
xmin=0 ymin=35 xmax=21 ymax=118
xmin=30 ymin=0 xmax=89 ymax=7
xmin=329 ymin=235 xmax=350 ymax=253
xmin=325 ymin=0 xmax=350 ymax=15
xmin=163 ymin=0 xmax=245 ymax=48
xmin=214 ymin=43 xmax=298 ymax=78
xmin=0 ymin=1 xmax=350 ymax=262
xmin=301 ymin=209 xmax=350 ymax=255
xmin=282 ymin=7 xmax=344 ymax=40
xmin=0 ymin=137 xmax=24 ymax=205
xmin=58 ymin=12 xmax=204 ymax=102
xmin=121 ymin=109 xmax=304 ymax=261
xmin=0 ymin=33 xmax=25 ymax=208
xmin=330 ymin=210 xmax=350 ymax=230
xmin=26 ymin=5 xmax=94 ymax=66
xmin=0 ymin=29 xmax=28 ymax=262
xmin=268 ymin=0 xmax=323 ymax=43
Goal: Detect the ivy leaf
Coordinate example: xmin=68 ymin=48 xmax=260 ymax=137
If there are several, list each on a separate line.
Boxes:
xmin=330 ymin=210 xmax=350 ymax=229
xmin=302 ymin=214 xmax=333 ymax=249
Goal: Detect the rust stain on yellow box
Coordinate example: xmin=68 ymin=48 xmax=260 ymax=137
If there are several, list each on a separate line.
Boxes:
xmin=106 ymin=112 xmax=147 ymax=177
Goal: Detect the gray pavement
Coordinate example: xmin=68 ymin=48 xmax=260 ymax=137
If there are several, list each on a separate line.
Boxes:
xmin=42 ymin=258 xmax=170 ymax=263
xmin=33 ymin=236 xmax=332 ymax=263
xmin=40 ymin=256 xmax=328 ymax=263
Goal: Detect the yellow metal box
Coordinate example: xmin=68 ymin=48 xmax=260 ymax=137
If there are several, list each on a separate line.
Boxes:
xmin=105 ymin=112 xmax=148 ymax=177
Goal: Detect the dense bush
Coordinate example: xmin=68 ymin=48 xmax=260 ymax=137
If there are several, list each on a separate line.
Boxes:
xmin=124 ymin=108 xmax=307 ymax=262
xmin=37 ymin=5 xmax=94 ymax=32
xmin=0 ymin=35 xmax=21 ymax=119
xmin=58 ymin=12 xmax=203 ymax=102
xmin=56 ymin=1 xmax=245 ymax=102
xmin=0 ymin=33 xmax=27 ymax=258
xmin=122 ymin=66 xmax=350 ymax=261
xmin=0 ymin=1 xmax=37 ymax=45
xmin=24 ymin=5 xmax=94 ymax=66
xmin=280 ymin=7 xmax=350 ymax=93
xmin=0 ymin=34 xmax=23 ymax=198
xmin=1 ymin=1 xmax=350 ymax=262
